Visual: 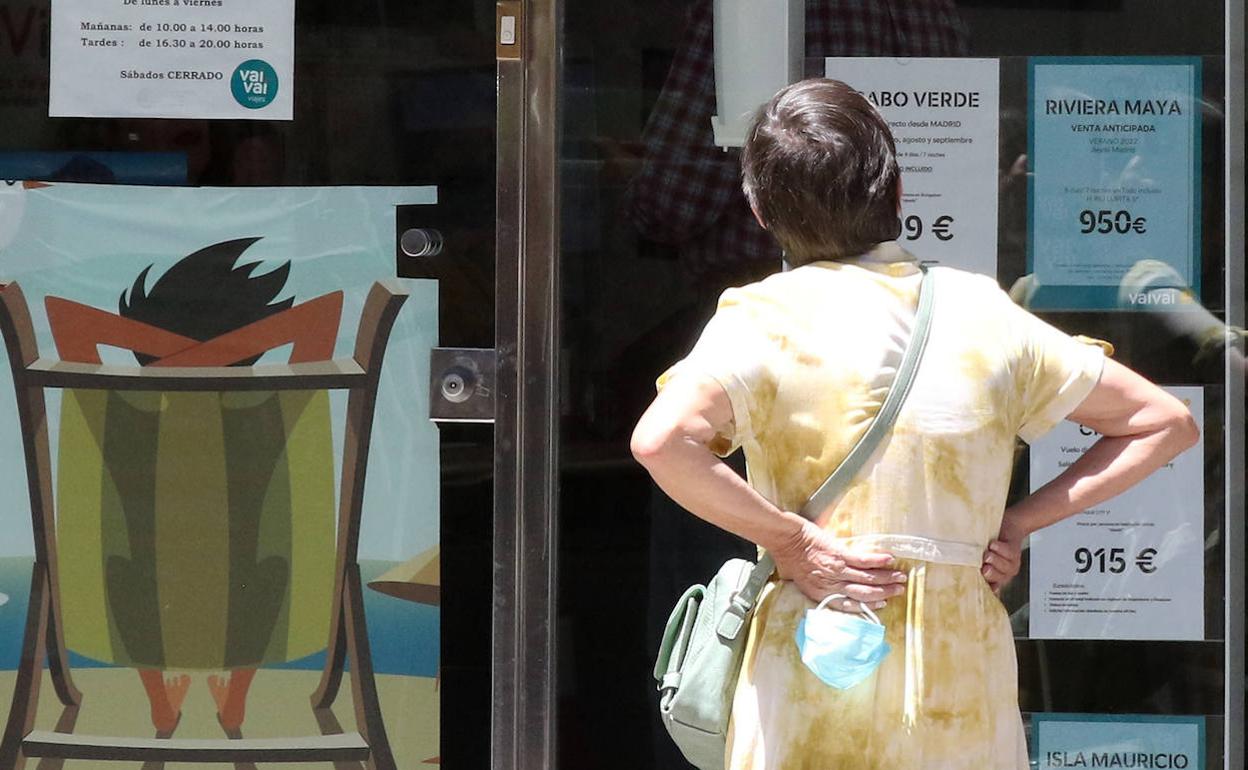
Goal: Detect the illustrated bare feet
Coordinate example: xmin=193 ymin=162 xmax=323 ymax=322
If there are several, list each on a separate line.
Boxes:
xmin=165 ymin=674 xmax=191 ymax=716
xmin=208 ymin=668 xmax=257 ymax=733
xmin=207 ymin=675 xmax=231 ymax=727
xmin=137 ymin=669 xmax=189 ymax=734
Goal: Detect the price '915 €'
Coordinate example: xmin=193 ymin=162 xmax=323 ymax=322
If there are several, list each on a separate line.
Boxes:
xmin=1074 ymin=546 xmax=1158 ymax=574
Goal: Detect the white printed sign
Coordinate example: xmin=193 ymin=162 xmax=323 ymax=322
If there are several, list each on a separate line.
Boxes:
xmin=1028 ymin=386 xmax=1204 ymax=640
xmin=825 ymin=57 xmax=1000 ymax=277
xmin=50 ymin=0 xmax=294 ymax=120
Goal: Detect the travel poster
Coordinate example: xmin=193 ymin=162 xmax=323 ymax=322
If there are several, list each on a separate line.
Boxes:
xmin=826 ymin=57 xmax=1000 ymax=276
xmin=1032 ymin=714 xmax=1204 ymax=770
xmin=1028 ymin=386 xmax=1204 ymax=641
xmin=0 ymin=181 xmax=441 ymax=765
xmin=1028 ymin=58 xmax=1201 ymax=310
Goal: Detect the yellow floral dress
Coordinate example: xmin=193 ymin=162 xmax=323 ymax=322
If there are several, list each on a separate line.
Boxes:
xmin=661 ymin=242 xmax=1104 ymax=770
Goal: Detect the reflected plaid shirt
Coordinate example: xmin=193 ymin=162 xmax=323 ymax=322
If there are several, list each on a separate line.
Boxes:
xmin=626 ymin=0 xmax=967 ymax=278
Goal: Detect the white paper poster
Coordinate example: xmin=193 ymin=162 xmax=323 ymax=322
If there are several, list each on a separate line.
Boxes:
xmin=1028 ymin=386 xmax=1204 ymax=640
xmin=826 ymin=57 xmax=1000 ymax=277
xmin=50 ymin=0 xmax=294 ymax=120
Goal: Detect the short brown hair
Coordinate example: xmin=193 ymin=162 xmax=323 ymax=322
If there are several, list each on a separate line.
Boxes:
xmin=741 ymin=78 xmax=901 ymax=266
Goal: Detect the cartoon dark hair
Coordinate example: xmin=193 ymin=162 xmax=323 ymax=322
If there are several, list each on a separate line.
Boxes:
xmin=119 ymin=237 xmax=293 ymax=365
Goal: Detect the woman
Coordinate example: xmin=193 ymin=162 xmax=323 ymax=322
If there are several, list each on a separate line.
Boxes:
xmin=631 ymin=79 xmax=1197 ymax=769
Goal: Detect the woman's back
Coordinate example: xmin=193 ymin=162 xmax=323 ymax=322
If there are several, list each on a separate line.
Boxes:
xmin=663 ymin=243 xmax=1104 ymax=769
xmin=671 ymin=243 xmax=1103 ymax=553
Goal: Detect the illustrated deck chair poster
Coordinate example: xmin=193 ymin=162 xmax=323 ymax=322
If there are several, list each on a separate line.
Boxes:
xmin=0 ymin=182 xmax=442 ymax=768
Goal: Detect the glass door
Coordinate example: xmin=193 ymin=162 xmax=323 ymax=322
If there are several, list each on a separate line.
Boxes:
xmin=555 ymin=2 xmax=1244 ymax=769
xmin=0 ymin=1 xmax=499 ymax=767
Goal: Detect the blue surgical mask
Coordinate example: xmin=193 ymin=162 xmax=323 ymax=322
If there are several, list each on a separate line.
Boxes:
xmin=794 ymin=594 xmax=891 ymax=689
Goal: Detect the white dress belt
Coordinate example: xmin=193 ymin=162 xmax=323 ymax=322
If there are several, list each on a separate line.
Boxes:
xmin=836 ymin=533 xmax=983 ymax=567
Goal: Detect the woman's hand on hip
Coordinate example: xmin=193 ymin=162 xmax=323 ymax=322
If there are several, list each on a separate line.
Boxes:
xmin=981 ymin=537 xmax=1022 ymax=595
xmin=770 ymin=519 xmax=907 ymax=610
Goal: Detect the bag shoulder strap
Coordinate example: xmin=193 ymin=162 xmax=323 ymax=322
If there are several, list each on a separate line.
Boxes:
xmin=725 ymin=266 xmax=936 ymax=627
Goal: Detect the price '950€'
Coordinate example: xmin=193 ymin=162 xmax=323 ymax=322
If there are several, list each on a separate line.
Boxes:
xmin=1078 ymin=209 xmax=1148 ymax=235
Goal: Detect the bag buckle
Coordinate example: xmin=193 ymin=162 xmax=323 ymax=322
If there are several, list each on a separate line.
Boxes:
xmin=717 ymin=591 xmax=752 ymax=641
xmin=727 ymin=588 xmax=754 ymax=615
xmin=659 ymin=671 xmax=682 ymax=691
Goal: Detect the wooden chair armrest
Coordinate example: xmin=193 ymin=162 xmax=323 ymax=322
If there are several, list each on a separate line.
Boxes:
xmin=24 ymin=358 xmax=367 ymax=391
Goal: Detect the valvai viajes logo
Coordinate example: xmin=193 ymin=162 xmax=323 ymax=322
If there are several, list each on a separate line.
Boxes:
xmin=231 ymin=59 xmax=278 ymax=109
xmin=1125 ymin=290 xmax=1195 ymax=306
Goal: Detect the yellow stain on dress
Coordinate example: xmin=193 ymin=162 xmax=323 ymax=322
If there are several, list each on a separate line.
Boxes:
xmin=751 ymin=373 xmax=780 ymax=430
xmin=923 ymin=436 xmax=973 ymax=509
xmin=794 ymin=349 xmax=823 ymax=368
xmin=766 ymin=331 xmax=793 ymax=352
xmin=959 ymin=346 xmax=1019 ymax=428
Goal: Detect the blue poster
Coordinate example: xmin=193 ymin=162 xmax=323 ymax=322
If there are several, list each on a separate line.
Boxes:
xmin=1033 ymin=714 xmax=1205 ymax=769
xmin=0 ymin=152 xmax=187 ymax=186
xmin=1027 ymin=58 xmax=1201 ymax=310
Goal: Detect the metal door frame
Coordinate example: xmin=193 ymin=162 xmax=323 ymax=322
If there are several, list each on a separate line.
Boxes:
xmin=493 ymin=0 xmax=561 ymax=768
xmin=1223 ymin=2 xmax=1244 ymax=769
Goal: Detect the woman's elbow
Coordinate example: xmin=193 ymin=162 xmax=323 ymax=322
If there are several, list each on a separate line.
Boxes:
xmin=630 ymin=420 xmax=672 ymax=468
xmin=1172 ymin=409 xmax=1200 ymax=452
xmin=1158 ymin=395 xmax=1200 ymax=454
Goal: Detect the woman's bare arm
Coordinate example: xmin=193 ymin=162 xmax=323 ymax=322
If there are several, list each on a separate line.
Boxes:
xmin=1000 ymin=358 xmax=1199 ymax=543
xmin=633 ymin=373 xmax=915 ymax=607
xmin=631 ymin=375 xmax=808 ymax=555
